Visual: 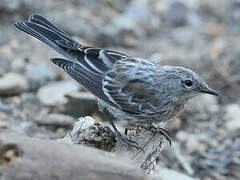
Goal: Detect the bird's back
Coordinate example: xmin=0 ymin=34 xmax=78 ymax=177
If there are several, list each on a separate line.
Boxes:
xmin=101 ymin=58 xmax=179 ymax=125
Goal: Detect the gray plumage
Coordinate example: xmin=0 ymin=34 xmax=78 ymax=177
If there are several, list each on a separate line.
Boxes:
xmin=14 ymin=15 xmax=219 ymax=149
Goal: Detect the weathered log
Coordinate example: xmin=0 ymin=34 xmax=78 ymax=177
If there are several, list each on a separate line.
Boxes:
xmin=0 ymin=130 xmax=145 ymax=180
xmin=59 ymin=116 xmax=167 ymax=174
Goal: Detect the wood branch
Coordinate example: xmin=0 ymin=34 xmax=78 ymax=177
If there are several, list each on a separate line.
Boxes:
xmin=0 ymin=117 xmax=168 ymax=179
xmin=59 ymin=116 xmax=167 ymax=174
xmin=0 ymin=130 xmax=145 ymax=180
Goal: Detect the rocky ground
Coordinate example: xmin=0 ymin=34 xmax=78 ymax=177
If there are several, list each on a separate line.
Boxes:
xmin=0 ymin=0 xmax=240 ymax=179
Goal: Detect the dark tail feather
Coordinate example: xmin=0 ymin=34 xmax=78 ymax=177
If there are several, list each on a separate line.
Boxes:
xmin=14 ymin=21 xmax=65 ymax=55
xmin=13 ymin=15 xmax=125 ymax=106
xmin=13 ymin=16 xmax=77 ymax=59
xmin=28 ymin=14 xmax=76 ymax=43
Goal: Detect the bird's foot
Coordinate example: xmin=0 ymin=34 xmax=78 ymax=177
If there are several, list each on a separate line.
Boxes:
xmin=114 ymin=131 xmax=144 ymax=152
xmin=139 ymin=124 xmax=172 ymax=146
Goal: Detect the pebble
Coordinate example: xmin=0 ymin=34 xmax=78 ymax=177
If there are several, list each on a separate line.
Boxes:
xmin=125 ymin=1 xmax=150 ymax=22
xmin=0 ymin=100 xmax=12 ymax=113
xmin=0 ymin=121 xmax=9 ymax=129
xmin=152 ymin=168 xmax=195 ymax=180
xmin=176 ymin=131 xmax=189 ymax=142
xmin=170 ymin=27 xmax=196 ymax=45
xmin=185 ymin=135 xmax=200 ymax=154
xmin=224 ymin=104 xmax=240 ymax=131
xmin=0 ymin=72 xmax=28 ymax=95
xmin=0 ymin=55 xmax=11 ymax=76
xmin=11 ymin=58 xmax=27 ymax=72
xmin=11 ymin=121 xmax=39 ymax=136
xmin=34 ymin=113 xmax=75 ymax=127
xmin=26 ymin=63 xmax=57 ymax=90
xmin=164 ymin=1 xmax=189 ymax=26
xmin=60 ymin=91 xmax=98 ymax=117
xmin=37 ymin=80 xmax=79 ymax=106
xmin=110 ymin=1 xmax=148 ymax=40
xmin=0 ymin=0 xmax=43 ymax=12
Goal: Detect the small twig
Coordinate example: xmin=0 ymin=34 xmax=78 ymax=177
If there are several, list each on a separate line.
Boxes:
xmin=140 ymin=137 xmax=164 ymax=174
xmin=131 ymin=133 xmax=156 ymax=160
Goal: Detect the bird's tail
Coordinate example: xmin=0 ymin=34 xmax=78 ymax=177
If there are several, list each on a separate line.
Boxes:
xmin=13 ymin=14 xmax=122 ymax=104
xmin=13 ymin=14 xmax=78 ymax=59
xmin=13 ymin=14 xmax=130 ymax=105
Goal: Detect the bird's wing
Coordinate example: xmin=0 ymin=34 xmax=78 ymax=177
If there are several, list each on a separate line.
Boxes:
xmin=51 ymin=57 xmax=112 ymax=104
xmin=50 ymin=49 xmax=131 ymax=105
xmin=102 ymin=59 xmax=164 ymax=117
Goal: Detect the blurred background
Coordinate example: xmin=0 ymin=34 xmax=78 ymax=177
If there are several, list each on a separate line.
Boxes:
xmin=0 ymin=0 xmax=239 ymax=179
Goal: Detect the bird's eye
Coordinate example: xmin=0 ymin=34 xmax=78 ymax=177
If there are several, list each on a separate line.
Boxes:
xmin=184 ymin=80 xmax=193 ymax=87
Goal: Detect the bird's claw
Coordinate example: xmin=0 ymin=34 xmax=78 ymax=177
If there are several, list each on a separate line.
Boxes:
xmin=125 ymin=139 xmax=145 ymax=152
xmin=116 ymin=133 xmax=144 ymax=152
xmin=150 ymin=126 xmax=172 ymax=146
xmin=139 ymin=124 xmax=172 ymax=146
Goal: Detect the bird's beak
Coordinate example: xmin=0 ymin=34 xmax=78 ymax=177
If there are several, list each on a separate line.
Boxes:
xmin=200 ymin=86 xmax=219 ymax=96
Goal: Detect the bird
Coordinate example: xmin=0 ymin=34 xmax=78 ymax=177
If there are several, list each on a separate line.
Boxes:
xmin=14 ymin=14 xmax=219 ymax=150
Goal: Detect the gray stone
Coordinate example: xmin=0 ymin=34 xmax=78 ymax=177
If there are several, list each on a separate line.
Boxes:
xmin=164 ymin=1 xmax=189 ymax=26
xmin=185 ymin=135 xmax=200 ymax=154
xmin=224 ymin=104 xmax=240 ymax=131
xmin=20 ymin=93 xmax=42 ymax=113
xmin=125 ymin=1 xmax=150 ymax=23
xmin=34 ymin=113 xmax=75 ymax=127
xmin=0 ymin=72 xmax=28 ymax=96
xmin=26 ymin=63 xmax=57 ymax=90
xmin=60 ymin=91 xmax=98 ymax=117
xmin=151 ymin=168 xmax=195 ymax=180
xmin=0 ymin=121 xmax=9 ymax=129
xmin=0 ymin=0 xmax=44 ymax=12
xmin=11 ymin=121 xmax=39 ymax=136
xmin=176 ymin=131 xmax=189 ymax=142
xmin=0 ymin=55 xmax=11 ymax=76
xmin=37 ymin=80 xmax=79 ymax=106
xmin=0 ymin=0 xmax=24 ymax=11
xmin=106 ymin=1 xmax=150 ymax=46
xmin=112 ymin=15 xmax=138 ymax=32
xmin=11 ymin=58 xmax=26 ymax=72
xmin=112 ymin=1 xmax=149 ymax=37
xmin=199 ymin=0 xmax=228 ymax=18
xmin=170 ymin=27 xmax=197 ymax=45
xmin=0 ymin=100 xmax=11 ymax=113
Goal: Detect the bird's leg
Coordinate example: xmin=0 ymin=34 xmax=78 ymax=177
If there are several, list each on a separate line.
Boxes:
xmin=102 ymin=109 xmax=144 ymax=151
xmin=138 ymin=124 xmax=172 ymax=146
xmin=107 ymin=117 xmax=144 ymax=151
xmin=125 ymin=127 xmax=129 ymax=135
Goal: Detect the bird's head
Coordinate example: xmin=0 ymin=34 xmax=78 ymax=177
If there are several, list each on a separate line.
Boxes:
xmin=162 ymin=66 xmax=219 ymax=103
